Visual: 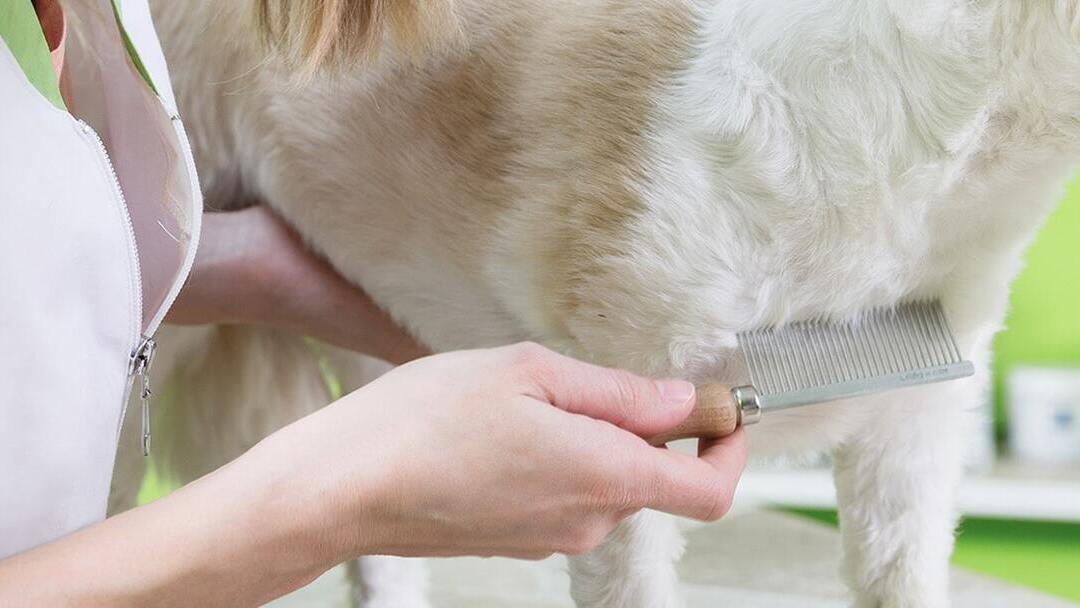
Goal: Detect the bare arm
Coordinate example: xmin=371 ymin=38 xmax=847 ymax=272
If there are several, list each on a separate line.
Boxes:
xmin=167 ymin=205 xmax=429 ymax=364
xmin=0 ymin=344 xmax=745 ymax=607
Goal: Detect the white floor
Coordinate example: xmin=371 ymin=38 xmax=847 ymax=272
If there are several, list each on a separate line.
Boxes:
xmin=269 ymin=510 xmax=1077 ymax=607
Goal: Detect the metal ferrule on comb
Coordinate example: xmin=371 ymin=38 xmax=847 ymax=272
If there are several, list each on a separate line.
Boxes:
xmin=734 ymin=300 xmax=975 ymax=418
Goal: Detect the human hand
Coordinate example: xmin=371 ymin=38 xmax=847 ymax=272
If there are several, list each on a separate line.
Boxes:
xmin=168 ymin=206 xmax=428 ymax=364
xmin=239 ymin=342 xmax=747 ymax=567
xmin=0 ymin=344 xmax=745 ymax=607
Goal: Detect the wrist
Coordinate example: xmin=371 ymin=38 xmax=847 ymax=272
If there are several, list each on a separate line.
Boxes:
xmin=235 ymin=425 xmax=391 ymax=569
xmin=108 ymin=452 xmax=337 ymax=605
xmin=0 ymin=459 xmax=329 ymax=607
xmin=213 ymin=448 xmax=339 ymax=583
xmin=144 ymin=463 xmax=326 ymax=605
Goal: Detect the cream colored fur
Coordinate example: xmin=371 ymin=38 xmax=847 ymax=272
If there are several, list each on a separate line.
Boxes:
xmin=112 ymin=1 xmax=1080 ymax=606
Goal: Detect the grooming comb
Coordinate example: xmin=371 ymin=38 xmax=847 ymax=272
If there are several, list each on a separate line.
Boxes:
xmin=649 ymin=300 xmax=975 ymax=445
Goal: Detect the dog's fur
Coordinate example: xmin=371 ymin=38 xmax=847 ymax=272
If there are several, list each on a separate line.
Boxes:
xmin=112 ymin=1 xmax=1080 ymax=606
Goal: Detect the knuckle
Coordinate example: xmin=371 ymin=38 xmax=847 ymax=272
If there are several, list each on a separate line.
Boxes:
xmin=605 ymin=370 xmax=649 ymax=426
xmin=644 ymin=461 xmax=675 ymax=501
xmin=610 ymin=369 xmax=646 ymax=405
xmin=512 ymin=340 xmax=546 ymax=359
xmin=507 ymin=341 xmax=549 ymax=372
xmin=595 ymin=477 xmax=642 ymax=513
xmin=509 ymin=342 xmax=563 ymax=394
xmin=703 ymin=485 xmax=735 ymax=522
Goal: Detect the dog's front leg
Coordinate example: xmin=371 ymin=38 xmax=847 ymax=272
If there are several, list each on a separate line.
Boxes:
xmin=568 ymin=510 xmax=685 ymax=608
xmin=833 ymin=380 xmax=981 ymax=608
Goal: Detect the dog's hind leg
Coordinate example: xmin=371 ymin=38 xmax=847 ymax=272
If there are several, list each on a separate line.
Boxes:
xmin=151 ymin=325 xmax=331 ymax=487
xmin=833 ymin=379 xmax=981 ymax=608
xmin=568 ymin=510 xmax=685 ymax=608
xmin=346 ymin=556 xmax=431 ymax=608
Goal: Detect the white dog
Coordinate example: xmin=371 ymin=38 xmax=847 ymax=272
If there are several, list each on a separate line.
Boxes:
xmin=112 ymin=1 xmax=1080 ymax=606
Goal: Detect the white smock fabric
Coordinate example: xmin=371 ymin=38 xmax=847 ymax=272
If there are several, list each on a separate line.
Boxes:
xmin=0 ymin=0 xmax=202 ymax=557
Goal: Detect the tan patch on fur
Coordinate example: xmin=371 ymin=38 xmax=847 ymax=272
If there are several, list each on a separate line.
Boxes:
xmin=150 ymin=0 xmax=699 ymax=352
xmin=399 ymin=1 xmax=698 ymax=341
xmin=411 ymin=45 xmax=524 ymax=224
xmin=335 ymin=0 xmax=698 ymax=343
xmin=517 ymin=1 xmax=698 ymax=341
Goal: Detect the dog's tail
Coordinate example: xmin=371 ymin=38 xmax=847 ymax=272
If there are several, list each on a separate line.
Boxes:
xmin=111 ymin=324 xmax=391 ymax=511
xmin=154 ymin=325 xmax=333 ymax=481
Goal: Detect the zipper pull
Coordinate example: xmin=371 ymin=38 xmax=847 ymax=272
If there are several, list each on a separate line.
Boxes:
xmin=129 ymin=336 xmax=157 ymax=457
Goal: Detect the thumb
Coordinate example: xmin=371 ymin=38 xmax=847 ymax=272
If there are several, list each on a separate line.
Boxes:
xmin=510 ymin=344 xmax=697 ymax=437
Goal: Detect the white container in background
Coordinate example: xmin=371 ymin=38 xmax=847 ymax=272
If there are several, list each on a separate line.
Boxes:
xmin=1007 ymin=366 xmax=1080 ymax=466
xmin=966 ymin=394 xmax=997 ymax=473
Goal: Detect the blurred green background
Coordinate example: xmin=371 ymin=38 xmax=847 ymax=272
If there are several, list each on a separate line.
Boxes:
xmin=798 ymin=175 xmax=1080 ymax=603
xmin=968 ymin=175 xmax=1080 ymax=603
xmin=993 ymin=176 xmax=1080 ymax=439
xmin=792 ymin=509 xmax=1080 ymax=603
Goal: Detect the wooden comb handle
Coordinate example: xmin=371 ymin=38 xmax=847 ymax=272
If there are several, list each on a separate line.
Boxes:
xmin=647 ymin=384 xmax=749 ymax=446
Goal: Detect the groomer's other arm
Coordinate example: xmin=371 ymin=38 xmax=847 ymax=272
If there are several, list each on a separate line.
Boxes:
xmin=0 ymin=343 xmax=745 ymax=607
xmin=168 ymin=205 xmax=429 ymax=364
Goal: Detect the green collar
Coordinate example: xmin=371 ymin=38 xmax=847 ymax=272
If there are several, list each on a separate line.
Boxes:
xmin=109 ymin=0 xmax=159 ymax=97
xmin=0 ymin=0 xmax=158 ymax=111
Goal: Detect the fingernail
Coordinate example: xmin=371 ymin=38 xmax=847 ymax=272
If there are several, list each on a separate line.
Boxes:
xmin=656 ymin=379 xmax=695 ymax=406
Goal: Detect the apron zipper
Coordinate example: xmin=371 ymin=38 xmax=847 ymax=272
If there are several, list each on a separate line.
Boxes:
xmin=77 ymin=118 xmax=158 ymax=456
xmin=129 ymin=336 xmax=157 ymax=456
xmin=69 ymin=2 xmax=204 ymax=458
xmin=119 ymin=114 xmax=203 ymax=457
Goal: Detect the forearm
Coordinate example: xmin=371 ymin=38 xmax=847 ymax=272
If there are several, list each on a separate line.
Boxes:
xmin=168 ymin=207 xmax=428 ymax=365
xmin=250 ymin=255 xmax=430 ymax=365
xmin=0 ymin=457 xmax=333 ymax=607
xmin=0 ymin=345 xmax=746 ymax=605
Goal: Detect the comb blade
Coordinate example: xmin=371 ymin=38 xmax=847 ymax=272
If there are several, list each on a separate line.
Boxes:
xmin=737 ymin=300 xmax=974 ymax=412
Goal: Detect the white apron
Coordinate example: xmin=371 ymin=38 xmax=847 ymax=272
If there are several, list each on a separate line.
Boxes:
xmin=0 ymin=0 xmax=202 ymax=557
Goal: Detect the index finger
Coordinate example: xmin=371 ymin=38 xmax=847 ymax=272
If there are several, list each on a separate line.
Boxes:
xmin=506 ymin=343 xmax=697 ymax=437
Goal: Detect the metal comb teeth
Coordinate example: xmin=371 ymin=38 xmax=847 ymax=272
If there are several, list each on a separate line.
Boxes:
xmin=736 ymin=300 xmax=975 ymax=412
